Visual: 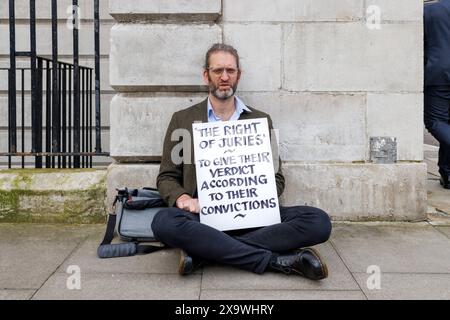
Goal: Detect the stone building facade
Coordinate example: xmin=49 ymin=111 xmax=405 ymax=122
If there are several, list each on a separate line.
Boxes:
xmin=108 ymin=0 xmax=426 ymax=221
xmin=2 ymin=0 xmax=427 ymax=221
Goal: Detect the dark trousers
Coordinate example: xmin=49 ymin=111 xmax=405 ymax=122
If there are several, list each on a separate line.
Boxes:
xmin=152 ymin=206 xmax=332 ymax=274
xmin=424 ymin=86 xmax=450 ymax=176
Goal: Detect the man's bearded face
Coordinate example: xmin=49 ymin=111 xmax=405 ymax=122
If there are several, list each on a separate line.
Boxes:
xmin=208 ymin=75 xmax=238 ymax=100
xmin=204 ymin=52 xmax=240 ymax=100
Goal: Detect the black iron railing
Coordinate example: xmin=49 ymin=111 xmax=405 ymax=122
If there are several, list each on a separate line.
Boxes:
xmin=2 ymin=0 xmax=109 ymax=168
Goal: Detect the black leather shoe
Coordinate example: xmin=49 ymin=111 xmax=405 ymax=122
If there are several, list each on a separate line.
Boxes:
xmin=268 ymin=248 xmax=328 ymax=280
xmin=439 ymin=171 xmax=450 ymax=189
xmin=178 ymin=250 xmax=205 ymax=275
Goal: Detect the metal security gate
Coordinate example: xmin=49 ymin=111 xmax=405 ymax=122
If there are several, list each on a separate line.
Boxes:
xmin=1 ymin=0 xmax=109 ymax=168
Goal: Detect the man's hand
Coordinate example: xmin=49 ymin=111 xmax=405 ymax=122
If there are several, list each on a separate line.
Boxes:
xmin=176 ymin=194 xmax=200 ymax=214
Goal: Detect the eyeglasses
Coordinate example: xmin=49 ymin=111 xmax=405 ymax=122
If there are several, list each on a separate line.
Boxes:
xmin=207 ymin=67 xmax=239 ymax=77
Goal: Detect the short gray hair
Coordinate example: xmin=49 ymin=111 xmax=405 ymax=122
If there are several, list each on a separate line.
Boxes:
xmin=204 ymin=43 xmax=240 ymax=69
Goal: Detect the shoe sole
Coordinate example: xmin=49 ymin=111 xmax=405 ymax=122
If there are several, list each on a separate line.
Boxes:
xmin=294 ymin=247 xmax=329 ymax=280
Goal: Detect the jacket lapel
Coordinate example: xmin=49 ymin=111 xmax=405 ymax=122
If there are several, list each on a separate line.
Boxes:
xmin=186 ymin=99 xmax=208 ymax=197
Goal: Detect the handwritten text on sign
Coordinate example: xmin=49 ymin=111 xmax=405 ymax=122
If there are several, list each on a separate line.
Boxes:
xmin=193 ymin=118 xmax=281 ymax=231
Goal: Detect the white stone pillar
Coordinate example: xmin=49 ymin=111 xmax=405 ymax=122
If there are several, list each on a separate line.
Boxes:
xmin=108 ymin=0 xmax=427 ymax=221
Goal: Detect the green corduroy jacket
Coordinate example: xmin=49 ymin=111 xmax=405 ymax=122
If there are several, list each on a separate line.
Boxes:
xmin=157 ymin=98 xmax=285 ymax=207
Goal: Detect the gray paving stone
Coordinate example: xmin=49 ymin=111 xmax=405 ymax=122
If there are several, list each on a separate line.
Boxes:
xmin=3 ymin=222 xmax=450 ymax=300
xmin=424 ymin=148 xmax=438 ymax=158
xmin=353 ymin=273 xmax=450 ymax=300
xmin=427 ymin=180 xmax=450 ymax=214
xmin=57 ymin=230 xmax=198 ymax=275
xmin=0 ymin=224 xmax=97 ymax=289
xmin=425 ymin=159 xmax=440 ymax=177
xmin=331 ymin=224 xmax=450 ymax=273
xmin=200 ymin=290 xmax=366 ymax=300
xmin=437 ymin=227 xmax=450 ymax=239
xmin=0 ymin=289 xmax=35 ymax=300
xmin=32 ymin=273 xmax=201 ymax=300
xmin=424 ymin=135 xmax=439 ymax=148
xmin=201 ymin=243 xmax=359 ymax=291
xmin=428 ymin=215 xmax=450 ymax=226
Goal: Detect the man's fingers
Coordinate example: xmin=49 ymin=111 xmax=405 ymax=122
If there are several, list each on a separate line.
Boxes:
xmin=188 ymin=200 xmax=199 ymax=214
xmin=176 ymin=194 xmax=192 ymax=210
xmin=181 ymin=201 xmax=194 ymax=212
xmin=195 ymin=200 xmax=200 ymax=213
xmin=192 ymin=199 xmax=200 ymax=214
xmin=178 ymin=198 xmax=199 ymax=214
xmin=180 ymin=201 xmax=189 ymax=211
xmin=189 ymin=203 xmax=196 ymax=213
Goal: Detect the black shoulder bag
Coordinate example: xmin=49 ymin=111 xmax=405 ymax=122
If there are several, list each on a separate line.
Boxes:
xmin=97 ymin=187 xmax=167 ymax=258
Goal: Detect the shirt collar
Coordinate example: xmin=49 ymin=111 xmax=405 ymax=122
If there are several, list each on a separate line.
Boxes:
xmin=207 ymin=96 xmax=251 ymax=121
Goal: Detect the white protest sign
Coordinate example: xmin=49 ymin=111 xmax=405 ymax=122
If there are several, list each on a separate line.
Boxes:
xmin=192 ymin=118 xmax=281 ymax=231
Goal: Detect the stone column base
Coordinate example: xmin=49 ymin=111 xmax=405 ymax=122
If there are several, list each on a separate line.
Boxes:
xmin=0 ymin=169 xmax=107 ymax=223
xmin=107 ymin=162 xmax=427 ymax=221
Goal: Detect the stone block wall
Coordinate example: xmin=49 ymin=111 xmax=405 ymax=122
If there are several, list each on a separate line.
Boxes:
xmin=108 ymin=0 xmax=427 ymax=221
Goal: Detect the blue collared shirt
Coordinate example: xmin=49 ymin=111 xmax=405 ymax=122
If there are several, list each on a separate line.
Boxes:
xmin=207 ymin=96 xmax=251 ymax=122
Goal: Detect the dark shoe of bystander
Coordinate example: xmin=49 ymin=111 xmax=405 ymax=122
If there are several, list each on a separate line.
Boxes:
xmin=439 ymin=171 xmax=450 ymax=189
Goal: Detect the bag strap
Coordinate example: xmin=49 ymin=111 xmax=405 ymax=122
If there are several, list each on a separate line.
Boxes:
xmin=99 ymin=194 xmax=121 ymax=247
xmin=100 ymin=213 xmax=117 ymax=246
xmin=143 ymin=187 xmax=158 ymax=191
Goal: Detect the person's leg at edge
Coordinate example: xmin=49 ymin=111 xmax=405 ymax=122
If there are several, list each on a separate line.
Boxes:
xmin=424 ymin=86 xmax=450 ymax=185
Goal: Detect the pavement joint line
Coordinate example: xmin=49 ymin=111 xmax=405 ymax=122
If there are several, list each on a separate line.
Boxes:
xmin=424 ymin=144 xmax=439 ymax=150
xmin=328 ymin=239 xmax=368 ymax=300
xmin=199 ymin=266 xmax=204 ymax=299
xmin=48 ymin=269 xmax=450 ymax=280
xmin=425 ymin=220 xmax=435 ymax=226
xmin=52 ymin=271 xmax=201 ymax=276
xmin=331 ymin=221 xmax=431 ymax=226
xmin=29 ymin=232 xmax=93 ymax=300
xmin=431 ymin=225 xmax=450 ymax=240
xmin=200 ymin=289 xmax=366 ymax=292
xmin=351 ymin=272 xmax=450 ymax=276
xmin=0 ymin=288 xmax=38 ymax=290
xmin=427 ymin=222 xmax=450 ymax=227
